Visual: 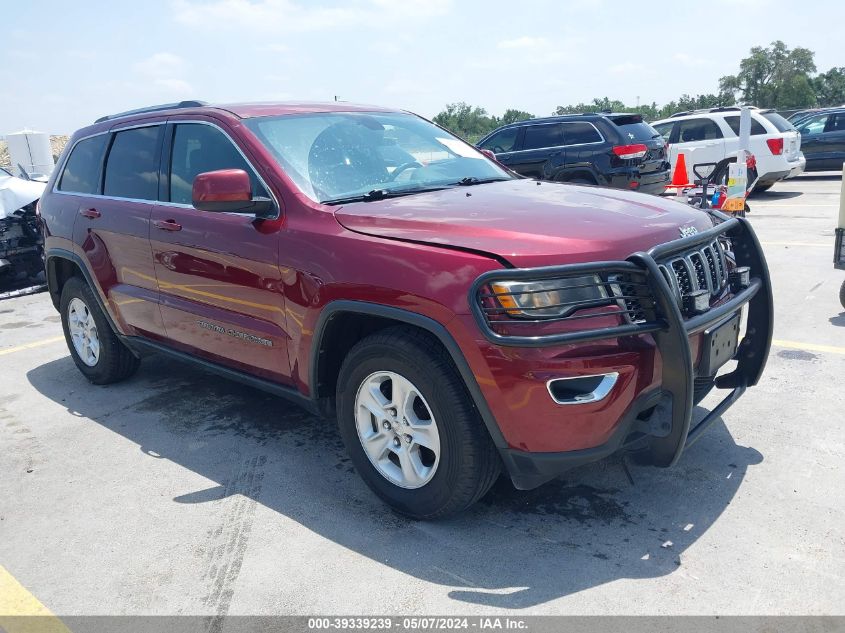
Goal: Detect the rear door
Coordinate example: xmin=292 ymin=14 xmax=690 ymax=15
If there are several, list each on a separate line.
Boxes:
xmin=558 ymin=120 xmax=604 ymax=176
xmin=818 ymin=112 xmax=845 ymax=170
xmin=150 ymin=119 xmax=291 ymax=383
xmin=69 ymin=124 xmax=166 ymax=338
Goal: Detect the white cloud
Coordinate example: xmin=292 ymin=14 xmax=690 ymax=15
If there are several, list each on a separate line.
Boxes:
xmin=173 ymin=0 xmax=451 ymax=32
xmin=497 ymin=36 xmax=549 ymax=50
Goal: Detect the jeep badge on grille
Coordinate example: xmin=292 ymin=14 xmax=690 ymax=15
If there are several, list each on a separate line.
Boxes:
xmin=679 ymin=226 xmax=699 ymax=238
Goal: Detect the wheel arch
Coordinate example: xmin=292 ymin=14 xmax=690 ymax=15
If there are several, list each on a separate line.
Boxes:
xmin=551 ymin=167 xmax=599 ymax=184
xmin=45 ymin=248 xmax=122 ymax=335
xmin=310 ymin=300 xmax=508 ymax=449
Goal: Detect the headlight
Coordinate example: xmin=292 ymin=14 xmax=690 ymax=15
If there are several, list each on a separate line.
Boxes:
xmin=490 ymin=275 xmax=608 ymax=319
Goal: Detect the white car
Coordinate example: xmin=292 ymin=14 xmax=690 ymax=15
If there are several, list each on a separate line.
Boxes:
xmin=651 ymin=107 xmax=805 ymax=192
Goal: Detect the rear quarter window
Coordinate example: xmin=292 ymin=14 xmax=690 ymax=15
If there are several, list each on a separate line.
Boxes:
xmin=58 ymin=135 xmax=108 ymax=194
xmin=761 ymin=112 xmax=795 ymax=133
xmin=724 ymin=116 xmax=767 ymax=136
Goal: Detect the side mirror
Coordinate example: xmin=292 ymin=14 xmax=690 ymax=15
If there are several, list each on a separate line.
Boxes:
xmin=479 ymin=148 xmax=497 ymax=161
xmin=192 ymin=169 xmax=275 ymax=218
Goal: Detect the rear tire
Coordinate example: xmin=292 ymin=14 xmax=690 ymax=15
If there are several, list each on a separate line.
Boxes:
xmin=60 ymin=276 xmax=140 ymax=384
xmin=336 ymin=326 xmax=500 ymax=519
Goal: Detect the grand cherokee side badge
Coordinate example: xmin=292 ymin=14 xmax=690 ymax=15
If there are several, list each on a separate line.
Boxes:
xmin=679 ymin=226 xmax=699 ymax=238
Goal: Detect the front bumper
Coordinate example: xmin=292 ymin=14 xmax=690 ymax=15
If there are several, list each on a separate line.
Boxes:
xmin=469 ymin=217 xmax=773 ymax=489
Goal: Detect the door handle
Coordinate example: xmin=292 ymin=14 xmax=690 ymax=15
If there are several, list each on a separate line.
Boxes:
xmin=154 ymin=219 xmax=182 ymax=232
xmin=79 ymin=208 xmax=101 ymax=219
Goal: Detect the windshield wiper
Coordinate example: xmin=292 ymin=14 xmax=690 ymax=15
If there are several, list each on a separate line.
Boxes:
xmin=452 ymin=176 xmax=509 ymax=186
xmin=322 ymin=186 xmax=448 ymax=206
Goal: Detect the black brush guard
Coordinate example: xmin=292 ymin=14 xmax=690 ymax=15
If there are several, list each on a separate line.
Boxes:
xmin=469 ymin=217 xmax=773 ymax=486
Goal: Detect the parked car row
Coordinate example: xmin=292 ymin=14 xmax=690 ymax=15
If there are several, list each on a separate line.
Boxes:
xmin=789 ymin=107 xmax=845 ymax=173
xmin=477 ymin=105 xmax=845 ymax=196
xmin=476 ymin=112 xmax=671 ymax=194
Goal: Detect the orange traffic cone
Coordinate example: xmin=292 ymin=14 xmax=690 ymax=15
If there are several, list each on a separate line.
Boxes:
xmin=671 ymin=152 xmax=689 ymax=189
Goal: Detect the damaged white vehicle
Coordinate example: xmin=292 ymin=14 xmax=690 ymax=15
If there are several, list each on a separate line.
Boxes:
xmin=1 ymin=166 xmax=45 ymax=289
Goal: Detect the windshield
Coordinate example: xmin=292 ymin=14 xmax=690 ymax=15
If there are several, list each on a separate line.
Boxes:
xmin=244 ymin=111 xmax=513 ymax=204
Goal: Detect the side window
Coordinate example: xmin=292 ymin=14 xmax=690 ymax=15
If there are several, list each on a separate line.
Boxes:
xmin=169 ymin=123 xmax=268 ymax=205
xmin=522 ymin=124 xmax=563 ymax=150
xmin=562 ymin=122 xmax=602 ymax=145
xmin=724 ymin=116 xmax=767 ymax=136
xmin=828 ymin=113 xmax=845 ymax=132
xmin=478 ymin=127 xmax=518 ymax=153
xmin=676 ymin=118 xmax=723 ymax=142
xmin=652 ymin=122 xmax=674 ymax=141
xmin=58 ymin=135 xmax=108 ymax=194
xmin=797 ymin=114 xmax=829 ymax=135
xmin=103 ymin=126 xmax=162 ymax=200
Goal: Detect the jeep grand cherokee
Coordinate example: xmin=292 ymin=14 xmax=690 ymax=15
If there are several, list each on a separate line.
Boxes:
xmin=38 ymin=100 xmax=773 ymax=518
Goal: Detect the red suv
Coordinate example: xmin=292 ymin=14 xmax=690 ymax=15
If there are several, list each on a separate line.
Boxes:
xmin=39 ymin=101 xmax=773 ymax=518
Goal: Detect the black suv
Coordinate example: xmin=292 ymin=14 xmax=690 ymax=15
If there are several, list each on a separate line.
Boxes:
xmin=793 ymin=108 xmax=845 ymax=172
xmin=477 ymin=113 xmax=670 ymax=194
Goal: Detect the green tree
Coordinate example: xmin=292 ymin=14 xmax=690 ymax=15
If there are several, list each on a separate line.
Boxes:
xmin=719 ymin=40 xmax=816 ymax=108
xmin=813 ymin=67 xmax=845 ymax=107
xmin=432 ymin=102 xmax=498 ymax=142
xmin=433 ymin=104 xmax=535 ymax=142
xmin=499 ymin=109 xmax=534 ymax=125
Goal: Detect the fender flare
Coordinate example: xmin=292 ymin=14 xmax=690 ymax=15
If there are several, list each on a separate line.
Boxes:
xmin=45 ymin=248 xmax=123 ymax=336
xmin=310 ymin=300 xmax=508 ymax=449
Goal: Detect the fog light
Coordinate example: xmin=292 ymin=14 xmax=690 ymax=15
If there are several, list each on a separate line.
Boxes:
xmin=729 ymin=266 xmax=751 ymax=292
xmin=684 ymin=289 xmax=710 ymax=316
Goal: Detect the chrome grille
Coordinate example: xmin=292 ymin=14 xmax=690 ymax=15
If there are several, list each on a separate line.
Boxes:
xmin=660 ymin=240 xmax=729 ymax=308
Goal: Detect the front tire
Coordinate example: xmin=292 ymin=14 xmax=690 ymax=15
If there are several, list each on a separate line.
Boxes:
xmin=336 ymin=327 xmax=500 ymax=519
xmin=60 ymin=276 xmax=140 ymax=384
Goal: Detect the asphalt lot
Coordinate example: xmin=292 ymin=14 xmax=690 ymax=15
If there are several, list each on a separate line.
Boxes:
xmin=1 ymin=173 xmax=843 ymax=617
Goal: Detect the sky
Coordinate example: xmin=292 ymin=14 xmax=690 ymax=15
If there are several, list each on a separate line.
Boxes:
xmin=2 ymin=0 xmax=844 ymax=135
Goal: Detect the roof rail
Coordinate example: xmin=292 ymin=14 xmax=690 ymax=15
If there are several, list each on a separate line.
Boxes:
xmin=668 ymin=111 xmax=692 ymax=118
xmin=708 ymin=106 xmax=742 ymax=113
xmin=94 ymin=100 xmax=208 ymax=124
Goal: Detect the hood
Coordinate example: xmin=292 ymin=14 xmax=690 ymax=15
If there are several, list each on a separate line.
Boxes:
xmin=334 ymin=179 xmax=716 ymax=268
xmin=0 ymin=173 xmax=45 ymax=218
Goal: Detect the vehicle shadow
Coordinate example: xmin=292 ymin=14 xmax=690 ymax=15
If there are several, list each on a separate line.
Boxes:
xmin=751 ymin=190 xmax=802 ymax=200
xmin=794 ymin=173 xmax=842 ymax=181
xmin=829 ymin=312 xmax=845 ymax=327
xmin=26 ymin=354 xmax=763 ymax=610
